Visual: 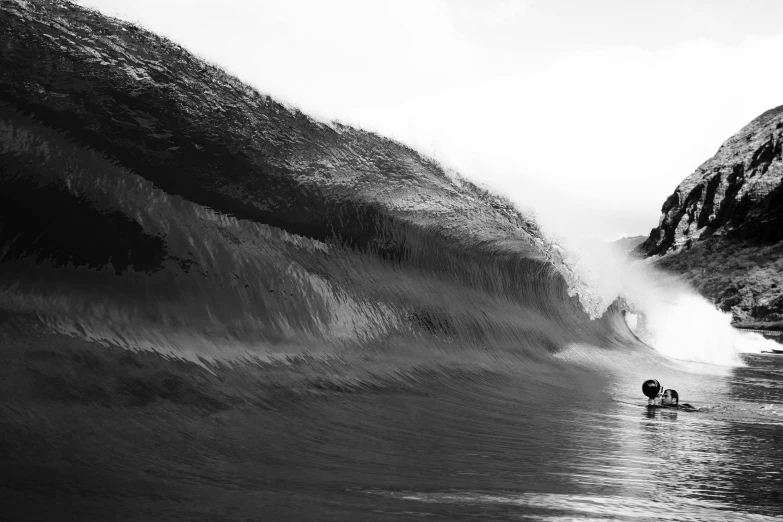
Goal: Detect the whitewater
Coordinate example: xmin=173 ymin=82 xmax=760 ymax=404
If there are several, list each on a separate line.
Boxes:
xmin=2 ymin=2 xmax=783 ymax=519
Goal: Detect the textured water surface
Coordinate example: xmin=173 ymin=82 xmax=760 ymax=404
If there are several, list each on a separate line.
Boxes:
xmin=2 ymin=311 xmax=783 ymax=521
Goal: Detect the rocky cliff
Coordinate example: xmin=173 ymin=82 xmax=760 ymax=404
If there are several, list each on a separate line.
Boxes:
xmin=637 ymin=106 xmax=783 ymax=328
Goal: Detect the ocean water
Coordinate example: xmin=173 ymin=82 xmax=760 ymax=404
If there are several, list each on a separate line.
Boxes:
xmin=2 ymin=82 xmax=783 ymax=521
xmin=2 ymin=317 xmax=783 ymax=521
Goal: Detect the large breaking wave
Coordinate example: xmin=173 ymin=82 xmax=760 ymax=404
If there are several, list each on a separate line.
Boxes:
xmin=0 ymin=102 xmax=632 ymax=382
xmin=3 ymin=4 xmax=783 ymax=518
xmin=0 ymin=94 xmax=773 ymax=411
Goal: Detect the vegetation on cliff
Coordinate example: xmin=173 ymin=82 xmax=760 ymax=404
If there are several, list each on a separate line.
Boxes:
xmin=654 ymin=238 xmax=783 ymax=328
xmin=637 ymin=105 xmax=783 ymax=327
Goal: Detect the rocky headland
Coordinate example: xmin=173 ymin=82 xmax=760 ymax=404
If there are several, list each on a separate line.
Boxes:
xmin=636 ymin=106 xmax=783 ymax=329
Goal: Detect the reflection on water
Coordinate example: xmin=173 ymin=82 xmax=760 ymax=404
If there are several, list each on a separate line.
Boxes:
xmin=2 ymin=322 xmax=783 ymax=520
xmin=369 ymin=490 xmax=780 ymax=521
xmin=359 ymin=357 xmax=783 ymax=520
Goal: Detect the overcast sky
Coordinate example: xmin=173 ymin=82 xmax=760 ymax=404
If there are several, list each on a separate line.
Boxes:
xmin=77 ymin=0 xmax=783 ymax=241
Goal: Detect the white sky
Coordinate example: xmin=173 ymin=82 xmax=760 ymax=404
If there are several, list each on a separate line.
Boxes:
xmin=77 ymin=0 xmax=783 ymax=241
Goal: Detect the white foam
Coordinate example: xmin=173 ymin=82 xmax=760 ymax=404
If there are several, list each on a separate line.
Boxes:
xmin=543 ymin=234 xmax=780 ymax=366
xmin=627 ymin=293 xmax=737 ymax=366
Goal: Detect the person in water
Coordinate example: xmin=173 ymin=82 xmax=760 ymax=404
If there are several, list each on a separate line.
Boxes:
xmin=660 ymin=389 xmax=696 ymax=411
xmin=642 ymin=379 xmax=696 ymax=411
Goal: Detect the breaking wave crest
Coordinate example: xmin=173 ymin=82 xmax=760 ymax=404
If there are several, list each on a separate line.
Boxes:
xmin=543 ymin=235 xmax=781 ymax=366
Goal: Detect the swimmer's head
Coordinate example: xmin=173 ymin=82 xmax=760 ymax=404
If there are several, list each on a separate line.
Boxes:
xmin=662 ymin=389 xmax=679 ymax=406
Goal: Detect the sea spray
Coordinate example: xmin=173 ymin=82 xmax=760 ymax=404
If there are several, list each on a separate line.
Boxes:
xmin=538 ymin=232 xmax=780 ymax=365
xmin=624 ymin=294 xmax=742 ymax=366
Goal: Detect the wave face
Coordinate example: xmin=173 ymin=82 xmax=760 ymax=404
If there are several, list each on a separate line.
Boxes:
xmin=2 ymin=2 xmax=783 ymax=520
xmin=0 ymin=99 xmax=629 ymax=396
